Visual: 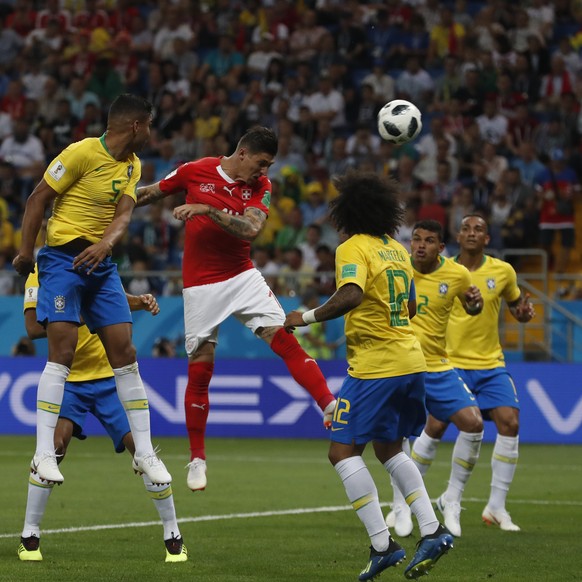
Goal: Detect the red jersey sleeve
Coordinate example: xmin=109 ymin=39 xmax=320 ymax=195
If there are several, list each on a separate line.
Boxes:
xmin=159 ymin=162 xmax=192 ymax=195
xmin=247 ymin=176 xmax=272 ymax=216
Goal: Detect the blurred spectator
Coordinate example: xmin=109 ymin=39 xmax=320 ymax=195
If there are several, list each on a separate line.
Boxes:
xmin=417 ymin=184 xmax=447 ymax=231
xmin=467 ymin=159 xmax=495 ymax=212
xmin=534 ymin=115 xmax=568 ymax=159
xmin=298 ymin=223 xmax=323 ymax=270
xmin=252 ymin=245 xmax=280 ymax=291
xmin=489 ymin=184 xmax=513 ymax=250
xmin=395 ymin=201 xmax=420 ymax=253
xmin=512 ymin=53 xmax=541 ymax=104
xmin=5 ymin=0 xmax=36 ymax=39
xmin=427 ymin=7 xmax=465 ymax=66
xmin=172 ymin=120 xmax=198 ymax=163
xmin=367 ymin=8 xmax=396 ymax=64
xmin=431 ymin=55 xmax=462 ymax=113
xmin=277 ymin=247 xmax=315 ymax=298
xmin=433 ymin=159 xmax=461 ymax=205
xmin=248 ymin=32 xmax=283 ymax=77
xmin=314 ymin=244 xmax=336 ymax=296
xmin=73 ymin=0 xmax=110 ymax=31
xmin=289 ymin=9 xmax=327 ymax=65
xmin=362 ymin=59 xmax=395 ymax=106
xmin=334 ymin=10 xmax=368 ymax=68
xmin=270 ymin=136 xmax=307 ymax=182
xmin=539 ymin=54 xmax=573 ymax=109
xmin=274 ymin=206 xmax=307 ymax=256
xmin=66 ymin=75 xmax=101 ymax=120
xmin=1 ymin=79 xmax=26 ymax=120
xmin=35 ymin=0 xmax=71 ymax=30
xmin=304 ymin=72 xmax=346 ymax=130
xmin=196 ymin=34 xmax=244 ymax=88
xmin=477 ymin=96 xmax=509 ymax=146
xmin=73 ymin=102 xmax=105 ymax=141
xmin=504 ymin=167 xmax=535 ymax=210
xmin=511 ymin=141 xmax=545 ymax=188
xmin=505 ymin=101 xmax=539 ymax=156
xmin=0 ymin=204 xmax=15 ymax=257
xmin=346 ymin=123 xmax=381 ymax=164
xmin=448 ymin=186 xmax=475 ymax=246
xmin=152 ymin=5 xmax=193 ymax=61
xmin=51 ymin=99 xmax=78 ymax=149
xmin=295 ymin=287 xmax=334 ymax=359
xmin=126 ymin=258 xmax=155 ymax=296
xmin=454 ymin=66 xmax=484 ymax=118
xmin=112 ymin=31 xmax=140 ymax=90
xmin=534 ymin=148 xmax=579 ymax=279
xmin=482 ymin=141 xmax=508 ymax=184
xmin=0 ymin=118 xmax=44 ymax=180
xmin=25 ymin=16 xmax=65 ymax=61
xmin=396 ymin=55 xmax=434 ymax=110
xmin=326 ymin=136 xmax=355 ymax=177
xmin=87 ymin=57 xmax=124 ymax=110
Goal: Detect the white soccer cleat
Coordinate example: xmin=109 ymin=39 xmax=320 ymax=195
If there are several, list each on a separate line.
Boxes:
xmin=30 ymin=451 xmax=63 ymax=485
xmin=436 ymin=494 xmax=462 ymax=537
xmin=323 ymin=399 xmax=337 ymax=429
xmin=133 ymin=450 xmax=172 ymax=485
xmin=386 ymin=502 xmax=413 ymax=537
xmin=186 ymin=458 xmax=207 ymax=491
xmin=482 ymin=505 xmax=521 ymax=532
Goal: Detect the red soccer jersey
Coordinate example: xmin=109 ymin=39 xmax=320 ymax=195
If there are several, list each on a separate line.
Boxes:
xmin=159 ymin=157 xmax=272 ymax=287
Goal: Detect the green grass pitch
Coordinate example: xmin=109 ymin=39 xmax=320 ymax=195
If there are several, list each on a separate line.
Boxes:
xmin=0 ymin=436 xmax=580 ymax=581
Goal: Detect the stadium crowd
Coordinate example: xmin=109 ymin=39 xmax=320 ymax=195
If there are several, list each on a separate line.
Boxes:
xmin=0 ymin=0 xmax=581 ymax=298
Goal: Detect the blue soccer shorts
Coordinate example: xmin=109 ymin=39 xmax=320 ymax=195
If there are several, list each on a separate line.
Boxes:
xmin=424 ymin=369 xmax=478 ymax=423
xmin=456 ymin=367 xmax=520 ymax=420
xmin=61 ymin=377 xmax=130 ymax=453
xmin=330 ymin=372 xmax=426 ymax=445
xmin=36 ymin=245 xmax=131 ymax=332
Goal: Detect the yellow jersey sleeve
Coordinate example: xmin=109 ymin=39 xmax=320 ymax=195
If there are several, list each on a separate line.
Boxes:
xmin=337 ymin=234 xmax=425 ymax=379
xmin=45 ymin=136 xmax=141 ymax=246
xmin=446 ymin=256 xmax=517 ymax=370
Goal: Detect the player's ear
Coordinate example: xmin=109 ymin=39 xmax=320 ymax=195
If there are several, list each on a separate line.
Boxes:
xmin=439 ymin=242 xmax=445 ymax=253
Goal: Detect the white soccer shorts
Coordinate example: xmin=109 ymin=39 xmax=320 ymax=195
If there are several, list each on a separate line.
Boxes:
xmin=182 ymin=268 xmax=285 ymax=356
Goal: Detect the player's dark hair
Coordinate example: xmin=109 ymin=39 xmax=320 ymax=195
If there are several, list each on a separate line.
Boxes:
xmin=412 ymin=220 xmax=443 ymax=241
xmin=108 ymin=93 xmax=153 ymax=122
xmin=462 ymin=213 xmax=489 ymax=232
xmin=329 ymin=170 xmax=404 ymax=237
xmin=238 ymin=126 xmax=278 ymax=156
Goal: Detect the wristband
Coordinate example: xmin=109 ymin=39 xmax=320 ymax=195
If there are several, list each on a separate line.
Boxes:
xmin=466 ymin=302 xmax=481 ymax=314
xmin=302 ymin=309 xmax=318 ymax=324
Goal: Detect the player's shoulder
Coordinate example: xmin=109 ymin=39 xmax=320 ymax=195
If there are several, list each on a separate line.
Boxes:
xmin=486 ymin=254 xmax=516 ymax=276
xmin=63 ymin=137 xmax=101 ymax=156
xmin=443 ymin=256 xmax=471 ymax=278
xmin=176 ymin=157 xmax=219 ymax=177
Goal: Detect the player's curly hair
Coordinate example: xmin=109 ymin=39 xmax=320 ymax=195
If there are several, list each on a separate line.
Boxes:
xmin=329 ymin=170 xmax=405 ymax=237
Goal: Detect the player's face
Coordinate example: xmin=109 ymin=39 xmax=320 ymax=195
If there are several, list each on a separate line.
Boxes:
xmin=457 ymin=216 xmax=490 ymax=252
xmin=411 ymin=228 xmax=444 ymax=268
xmin=239 ymin=150 xmax=274 ymax=183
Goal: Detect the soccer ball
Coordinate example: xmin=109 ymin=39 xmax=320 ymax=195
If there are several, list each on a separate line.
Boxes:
xmin=377 ymin=99 xmax=422 ymax=144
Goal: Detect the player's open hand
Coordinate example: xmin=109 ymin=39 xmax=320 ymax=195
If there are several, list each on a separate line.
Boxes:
xmin=173 ymin=203 xmax=208 ymax=221
xmin=139 ymin=293 xmax=160 ymax=316
xmin=73 ymin=242 xmax=110 ymax=275
xmin=514 ymin=292 xmax=535 ymax=322
xmin=12 ymin=253 xmax=35 ymax=276
xmin=284 ymin=310 xmax=307 ymax=332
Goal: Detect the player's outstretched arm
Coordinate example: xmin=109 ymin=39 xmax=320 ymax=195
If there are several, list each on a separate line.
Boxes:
xmin=126 ymin=293 xmax=160 ymax=316
xmin=173 ymin=204 xmax=267 ymax=241
xmin=136 ymin=182 xmax=167 ymax=207
xmin=508 ymin=292 xmax=535 ymax=323
xmin=13 ymin=179 xmax=58 ymax=276
xmin=284 ymin=283 xmax=363 ymax=330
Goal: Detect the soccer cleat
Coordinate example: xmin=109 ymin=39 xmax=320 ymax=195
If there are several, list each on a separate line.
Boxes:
xmin=385 ymin=503 xmax=413 ymax=537
xmin=132 ymin=450 xmax=172 ymax=485
xmin=358 ymin=538 xmax=406 ymax=581
xmin=323 ymin=399 xmax=337 ymax=429
xmin=436 ymin=494 xmax=462 ymax=537
xmin=186 ymin=458 xmax=207 ymax=491
xmin=18 ymin=535 xmax=42 ymax=562
xmin=164 ymin=534 xmax=188 ymax=563
xmin=404 ymin=524 xmax=454 ymax=579
xmin=482 ymin=505 xmax=521 ymax=532
xmin=30 ymin=451 xmax=63 ymax=485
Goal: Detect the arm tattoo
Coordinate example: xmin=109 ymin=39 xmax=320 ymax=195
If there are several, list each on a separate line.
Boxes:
xmin=136 ymin=183 xmax=165 ymax=207
xmin=207 ymin=206 xmax=266 ymax=240
xmin=314 ymin=284 xmax=363 ymax=322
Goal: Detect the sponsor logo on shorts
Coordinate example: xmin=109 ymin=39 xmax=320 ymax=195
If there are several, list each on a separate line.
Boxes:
xmin=48 ymin=160 xmax=66 ymax=181
xmin=54 ymin=295 xmax=65 ymax=313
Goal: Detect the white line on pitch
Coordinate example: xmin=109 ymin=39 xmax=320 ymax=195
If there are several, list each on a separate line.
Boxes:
xmin=1 ymin=498 xmax=581 ymax=540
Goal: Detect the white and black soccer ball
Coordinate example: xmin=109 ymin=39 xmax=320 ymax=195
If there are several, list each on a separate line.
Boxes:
xmin=377 ymin=99 xmax=422 ymax=144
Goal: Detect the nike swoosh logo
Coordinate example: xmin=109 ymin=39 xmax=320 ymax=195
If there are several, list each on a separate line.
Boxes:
xmin=331 ymin=427 xmax=344 ymax=432
xmin=304 ymin=358 xmax=316 ymax=364
xmin=94 ymin=166 xmax=105 ymax=173
xmin=46 ymin=405 xmax=59 ymax=411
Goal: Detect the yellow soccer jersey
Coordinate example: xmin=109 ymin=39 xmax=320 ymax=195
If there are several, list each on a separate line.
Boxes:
xmin=412 ymin=256 xmax=472 ymax=372
xmin=44 ymin=135 xmax=141 ymax=247
xmin=24 ymin=270 xmax=113 ymax=382
xmin=336 ymin=234 xmax=426 ymax=379
xmin=446 ymin=255 xmax=521 ymax=370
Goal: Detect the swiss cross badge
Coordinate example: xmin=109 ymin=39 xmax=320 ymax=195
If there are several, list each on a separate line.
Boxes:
xmin=242 ymin=188 xmax=252 ymax=200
